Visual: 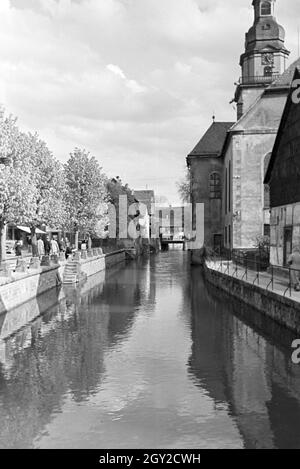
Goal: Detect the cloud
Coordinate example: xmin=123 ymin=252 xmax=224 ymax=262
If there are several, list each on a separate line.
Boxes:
xmin=107 ymin=63 xmax=147 ymax=93
xmin=1 ymin=0 xmax=299 ymax=203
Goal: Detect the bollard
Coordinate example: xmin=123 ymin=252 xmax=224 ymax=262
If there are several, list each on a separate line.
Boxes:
xmin=40 ymin=255 xmax=51 ymax=267
xmin=92 ymin=248 xmax=98 ymax=257
xmin=81 ymin=250 xmax=88 ymax=260
xmin=29 ymin=257 xmax=41 ymax=270
xmin=15 ymin=258 xmax=27 ymax=273
xmin=74 ymin=251 xmax=81 ymax=261
xmin=87 ymin=250 xmax=93 ymax=258
xmin=59 ymin=252 xmax=66 ymax=263
xmin=1 ymin=262 xmax=12 ymax=278
xmin=50 ymin=254 xmax=59 ymax=265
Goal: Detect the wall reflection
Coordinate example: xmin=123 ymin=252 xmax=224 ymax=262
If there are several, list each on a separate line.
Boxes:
xmin=188 ymin=268 xmax=300 ymax=449
xmin=0 ymin=261 xmax=152 ymax=448
xmin=1 ymin=253 xmax=300 ymax=448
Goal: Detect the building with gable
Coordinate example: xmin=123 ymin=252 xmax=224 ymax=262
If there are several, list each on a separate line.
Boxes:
xmin=187 ymin=121 xmax=234 ymax=255
xmin=187 ymin=0 xmax=300 ymax=257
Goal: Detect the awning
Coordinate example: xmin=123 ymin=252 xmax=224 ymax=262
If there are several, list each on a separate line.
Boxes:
xmin=17 ymin=226 xmax=46 ymax=235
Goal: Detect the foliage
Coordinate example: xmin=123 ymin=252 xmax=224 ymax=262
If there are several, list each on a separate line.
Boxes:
xmin=255 ymin=235 xmax=270 ymax=260
xmin=0 ymin=106 xmax=123 ymax=262
xmin=0 ymin=110 xmax=39 ymax=260
xmin=107 ymin=176 xmax=136 ymax=207
xmin=0 ymin=165 xmax=37 ymax=226
xmin=65 ymin=148 xmax=109 ymax=238
xmin=26 ymin=133 xmax=67 ymax=230
xmin=176 ymin=169 xmax=191 ymax=203
xmin=106 ymin=177 xmax=136 ymax=237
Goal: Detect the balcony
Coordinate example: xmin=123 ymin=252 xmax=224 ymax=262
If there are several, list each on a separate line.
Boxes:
xmin=238 ymin=74 xmax=280 ymax=86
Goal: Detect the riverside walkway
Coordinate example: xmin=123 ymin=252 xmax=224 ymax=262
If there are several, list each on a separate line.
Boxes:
xmin=206 ymin=258 xmax=300 ymax=304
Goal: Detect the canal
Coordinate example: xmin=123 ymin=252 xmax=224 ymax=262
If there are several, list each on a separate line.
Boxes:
xmin=1 ymin=250 xmax=300 ymax=449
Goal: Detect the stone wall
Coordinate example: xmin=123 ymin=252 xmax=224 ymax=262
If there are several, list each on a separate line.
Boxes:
xmin=204 ymin=264 xmax=300 ymax=334
xmin=0 ymin=266 xmax=61 ymax=316
xmin=0 ymin=250 xmax=126 ymax=316
xmin=224 ymin=91 xmax=287 ymax=250
xmin=189 ymin=156 xmax=224 ymax=248
xmin=105 ymin=250 xmax=126 ymax=269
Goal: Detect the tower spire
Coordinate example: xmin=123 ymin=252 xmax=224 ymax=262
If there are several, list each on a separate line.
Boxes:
xmin=234 ymin=0 xmax=290 ymax=120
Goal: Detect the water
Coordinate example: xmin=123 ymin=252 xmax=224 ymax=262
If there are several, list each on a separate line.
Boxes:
xmin=0 ymin=250 xmax=300 ymax=449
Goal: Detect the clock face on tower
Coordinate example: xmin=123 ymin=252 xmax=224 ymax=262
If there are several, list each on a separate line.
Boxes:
xmin=262 ymin=53 xmax=274 ymax=65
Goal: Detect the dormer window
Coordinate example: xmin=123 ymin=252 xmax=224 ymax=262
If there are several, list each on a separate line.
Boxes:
xmin=261 ymin=1 xmax=272 ymax=16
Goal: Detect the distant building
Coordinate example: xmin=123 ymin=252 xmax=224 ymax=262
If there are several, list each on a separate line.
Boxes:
xmin=264 ymin=67 xmax=300 ymax=266
xmin=133 ymin=190 xmax=155 ymax=217
xmin=156 ymin=206 xmax=185 ymax=240
xmin=134 ymin=190 xmax=155 ymax=240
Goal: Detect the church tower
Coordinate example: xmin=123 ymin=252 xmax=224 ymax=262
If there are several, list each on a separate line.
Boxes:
xmin=234 ymin=0 xmax=290 ymax=119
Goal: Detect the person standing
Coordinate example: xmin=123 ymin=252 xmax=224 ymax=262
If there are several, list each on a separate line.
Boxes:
xmin=51 ymin=237 xmax=60 ymax=255
xmin=44 ymin=236 xmax=51 ymax=256
xmin=37 ymin=237 xmax=45 ymax=258
xmin=65 ymin=241 xmax=72 ymax=260
xmin=15 ymin=240 xmax=22 ymax=257
xmin=59 ymin=237 xmax=66 ymax=252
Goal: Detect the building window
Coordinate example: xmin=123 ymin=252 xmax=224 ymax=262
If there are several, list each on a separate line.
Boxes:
xmin=264 ymin=66 xmax=273 ymax=77
xmin=210 ymin=172 xmax=221 ymax=199
xmin=170 ymin=210 xmax=174 ymax=236
xmin=264 ymin=153 xmax=272 ymax=209
xmin=225 ymin=226 xmax=228 ymax=245
xmin=261 ymin=1 xmax=271 ymax=16
xmin=262 ymin=23 xmax=271 ymax=30
xmin=264 ymin=224 xmax=270 ymax=237
xmin=228 ymin=161 xmax=231 ymax=213
xmin=228 ymin=225 xmax=231 ymax=246
xmin=225 ymin=169 xmax=227 ymax=214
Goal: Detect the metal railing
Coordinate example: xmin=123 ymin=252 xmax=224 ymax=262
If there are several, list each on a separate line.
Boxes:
xmin=209 ymin=249 xmax=299 ymax=298
xmin=238 ymin=74 xmax=280 ymax=85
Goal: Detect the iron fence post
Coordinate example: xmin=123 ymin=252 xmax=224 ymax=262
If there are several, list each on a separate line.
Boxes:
xmin=272 ymin=265 xmax=274 ymax=290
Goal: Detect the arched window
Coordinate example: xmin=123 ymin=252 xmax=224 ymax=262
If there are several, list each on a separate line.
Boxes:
xmin=261 ymin=1 xmax=271 ymax=16
xmin=209 ymin=172 xmax=221 ymax=199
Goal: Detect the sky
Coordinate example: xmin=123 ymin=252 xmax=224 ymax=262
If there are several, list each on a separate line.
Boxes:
xmin=0 ymin=0 xmax=299 ymax=204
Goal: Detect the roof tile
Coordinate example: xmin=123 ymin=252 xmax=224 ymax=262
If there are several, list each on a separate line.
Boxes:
xmin=188 ymin=122 xmax=234 ymax=157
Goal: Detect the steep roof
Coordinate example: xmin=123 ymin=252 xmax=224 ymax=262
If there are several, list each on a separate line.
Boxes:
xmin=264 ymin=67 xmax=300 ymax=184
xmin=270 ymin=57 xmax=300 ymax=88
xmin=134 ymin=190 xmax=155 ymax=215
xmin=187 ymin=121 xmax=234 ymax=158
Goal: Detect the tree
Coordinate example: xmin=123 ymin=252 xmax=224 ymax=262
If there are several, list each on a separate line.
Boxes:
xmin=106 ymin=177 xmax=136 ymax=238
xmin=177 ymin=169 xmax=191 ymax=203
xmin=0 ymin=110 xmax=37 ymax=264
xmin=24 ymin=133 xmax=67 ymax=256
xmin=65 ymin=148 xmax=109 ymax=249
xmin=155 ymin=195 xmax=169 ymax=205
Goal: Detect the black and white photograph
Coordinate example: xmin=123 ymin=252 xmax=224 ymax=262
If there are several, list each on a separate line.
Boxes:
xmin=1 ymin=0 xmax=300 ymax=455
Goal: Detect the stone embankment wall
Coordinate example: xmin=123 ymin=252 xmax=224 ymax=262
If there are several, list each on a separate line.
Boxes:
xmin=0 ymin=250 xmax=126 ymax=316
xmin=204 ymin=264 xmax=300 ymax=334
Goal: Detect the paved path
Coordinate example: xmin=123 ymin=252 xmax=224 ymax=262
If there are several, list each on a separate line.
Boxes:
xmin=206 ymin=260 xmax=300 ymax=304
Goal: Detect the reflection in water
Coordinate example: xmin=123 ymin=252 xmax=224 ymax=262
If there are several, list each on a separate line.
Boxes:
xmin=0 ymin=252 xmax=300 ymax=448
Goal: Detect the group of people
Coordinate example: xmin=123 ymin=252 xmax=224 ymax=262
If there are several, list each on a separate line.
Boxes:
xmin=36 ymin=236 xmax=73 ymax=259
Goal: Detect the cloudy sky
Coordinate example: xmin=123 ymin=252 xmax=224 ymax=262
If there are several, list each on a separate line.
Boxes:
xmin=0 ymin=0 xmax=299 ymax=204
